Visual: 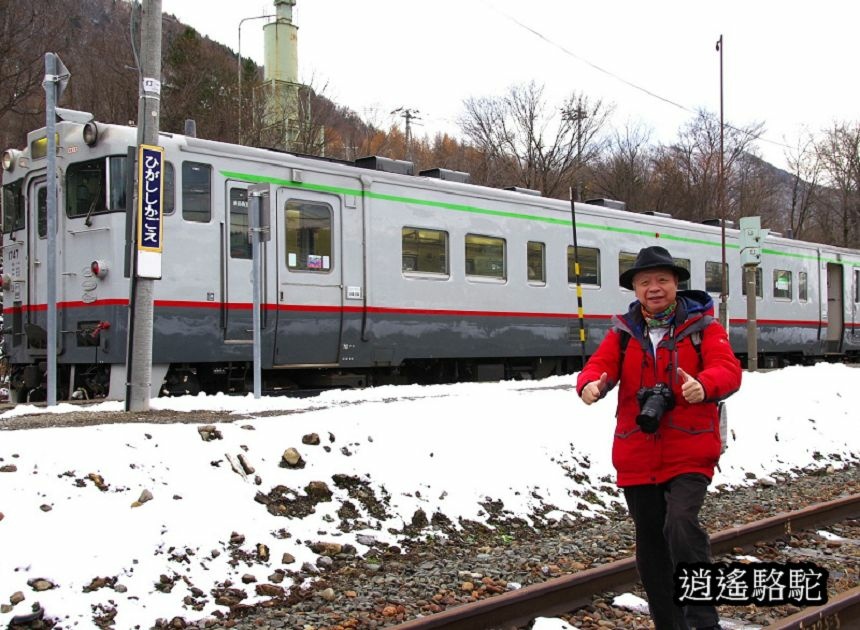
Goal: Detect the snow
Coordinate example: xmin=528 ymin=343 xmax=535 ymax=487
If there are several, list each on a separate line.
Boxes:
xmin=0 ymin=364 xmax=857 ymax=628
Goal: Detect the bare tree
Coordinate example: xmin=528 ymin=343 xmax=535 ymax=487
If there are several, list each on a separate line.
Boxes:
xmin=784 ymin=133 xmax=822 ymax=240
xmin=592 ymin=121 xmax=654 ymax=210
xmin=816 ymin=122 xmax=860 ymax=247
xmin=458 ymin=82 xmax=613 ymax=198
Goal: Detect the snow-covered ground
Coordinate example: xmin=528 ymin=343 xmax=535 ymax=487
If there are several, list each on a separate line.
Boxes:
xmin=0 ymin=364 xmax=857 ymax=628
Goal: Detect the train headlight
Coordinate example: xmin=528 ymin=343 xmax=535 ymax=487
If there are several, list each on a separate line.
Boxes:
xmin=90 ymin=260 xmax=109 ymax=279
xmin=2 ymin=149 xmax=18 ymax=172
xmin=82 ymin=122 xmax=99 ymax=146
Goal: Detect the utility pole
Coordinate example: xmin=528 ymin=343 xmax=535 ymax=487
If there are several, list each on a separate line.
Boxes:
xmin=716 ymin=35 xmax=728 ymax=331
xmin=392 ymin=107 xmax=420 ymax=162
xmin=127 ymin=0 xmax=162 ymax=411
xmin=562 ymin=105 xmax=588 ymax=201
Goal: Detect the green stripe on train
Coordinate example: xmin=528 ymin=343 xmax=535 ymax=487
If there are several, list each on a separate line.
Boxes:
xmin=222 ymin=170 xmax=859 ymax=266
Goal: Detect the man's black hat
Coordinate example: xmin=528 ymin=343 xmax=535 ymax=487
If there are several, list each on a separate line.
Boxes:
xmin=619 ymin=245 xmax=690 ymax=290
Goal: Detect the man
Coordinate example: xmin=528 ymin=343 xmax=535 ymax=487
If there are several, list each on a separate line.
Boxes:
xmin=577 ymin=245 xmax=741 ymax=630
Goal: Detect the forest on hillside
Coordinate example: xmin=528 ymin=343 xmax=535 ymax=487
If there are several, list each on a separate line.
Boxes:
xmin=1 ymin=0 xmax=858 ymax=248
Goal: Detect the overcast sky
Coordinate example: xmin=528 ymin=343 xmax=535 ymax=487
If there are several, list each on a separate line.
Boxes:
xmin=160 ymin=0 xmax=859 ymax=170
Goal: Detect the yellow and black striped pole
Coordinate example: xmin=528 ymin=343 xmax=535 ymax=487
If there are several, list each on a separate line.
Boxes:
xmin=570 ymin=187 xmax=587 ymax=365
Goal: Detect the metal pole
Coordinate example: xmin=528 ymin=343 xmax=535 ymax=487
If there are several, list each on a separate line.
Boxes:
xmin=717 ymin=35 xmax=728 ymax=332
xmin=237 ymin=14 xmax=274 ymax=145
xmin=44 ymin=53 xmax=58 ymax=407
xmin=745 ymin=265 xmax=757 ymax=372
xmin=250 ymin=191 xmax=262 ymax=399
xmin=127 ymin=0 xmax=162 ymax=411
xmin=569 ymin=188 xmax=587 ymax=366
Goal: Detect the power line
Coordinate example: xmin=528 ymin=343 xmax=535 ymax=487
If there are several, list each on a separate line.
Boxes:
xmin=482 ymin=1 xmax=794 ymax=152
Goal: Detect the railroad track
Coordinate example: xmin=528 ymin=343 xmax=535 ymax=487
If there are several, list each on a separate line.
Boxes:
xmin=390 ymin=493 xmax=860 ymax=630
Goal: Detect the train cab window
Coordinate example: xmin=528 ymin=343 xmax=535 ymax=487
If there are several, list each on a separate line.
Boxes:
xmin=741 ymin=266 xmax=763 ymax=298
xmin=182 ymin=161 xmax=211 ymax=222
xmin=163 ymin=162 xmax=176 ymax=214
xmin=402 ymin=227 xmax=448 ymax=276
xmin=2 ymin=180 xmax=25 ymax=233
xmin=37 ymin=187 xmax=47 ymax=238
xmin=527 ymin=241 xmax=545 ymax=283
xmin=799 ymin=271 xmax=808 ymax=302
xmin=285 ymin=199 xmax=332 ymax=272
xmin=568 ymin=246 xmax=600 ymax=286
xmin=772 ymin=269 xmax=792 ymax=300
xmin=465 ymin=234 xmax=506 ymax=279
xmin=229 ymin=188 xmax=251 ymax=259
xmin=705 ymin=261 xmax=729 ymax=295
xmin=673 ymin=258 xmax=691 ymax=290
xmin=67 ymin=158 xmax=105 ymax=218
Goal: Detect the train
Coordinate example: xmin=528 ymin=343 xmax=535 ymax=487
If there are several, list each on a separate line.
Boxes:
xmin=1 ymin=111 xmax=859 ymax=402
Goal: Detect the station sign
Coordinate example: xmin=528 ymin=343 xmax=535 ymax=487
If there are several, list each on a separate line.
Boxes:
xmin=137 ymin=144 xmax=164 ymax=278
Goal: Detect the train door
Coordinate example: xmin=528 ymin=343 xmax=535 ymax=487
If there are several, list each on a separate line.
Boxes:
xmin=223 ymin=184 xmax=256 ymax=342
xmin=27 ymin=179 xmax=49 ymax=349
xmin=825 ymin=263 xmax=843 ymax=353
xmin=272 ymin=188 xmax=342 ymax=366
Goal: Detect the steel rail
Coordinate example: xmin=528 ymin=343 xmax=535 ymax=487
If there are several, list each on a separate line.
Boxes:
xmin=767 ymin=585 xmax=860 ymax=629
xmin=390 ymin=493 xmax=860 ymax=630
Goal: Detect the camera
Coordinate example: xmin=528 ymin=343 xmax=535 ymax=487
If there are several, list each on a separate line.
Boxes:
xmin=636 ymin=383 xmax=675 ymax=433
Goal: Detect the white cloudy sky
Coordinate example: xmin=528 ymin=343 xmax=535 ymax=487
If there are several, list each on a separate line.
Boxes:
xmin=160 ymin=0 xmax=859 ymax=169
xmin=0 ymin=364 xmax=857 ymax=627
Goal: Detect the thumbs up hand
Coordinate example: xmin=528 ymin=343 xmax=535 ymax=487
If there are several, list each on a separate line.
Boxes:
xmin=678 ymin=368 xmax=705 ymax=403
xmin=581 ymin=372 xmax=608 ymax=405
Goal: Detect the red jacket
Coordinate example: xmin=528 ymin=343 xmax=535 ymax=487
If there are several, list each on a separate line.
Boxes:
xmin=577 ymin=291 xmax=742 ymax=487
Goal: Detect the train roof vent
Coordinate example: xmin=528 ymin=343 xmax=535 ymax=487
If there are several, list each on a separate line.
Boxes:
xmin=701 ymin=218 xmax=736 ymax=228
xmin=640 ymin=210 xmax=672 ymax=218
xmin=418 ymin=168 xmax=471 ymax=184
xmin=354 ymin=155 xmax=414 ymax=176
xmin=584 ymin=198 xmax=627 ymax=211
xmin=504 ymin=186 xmax=542 ymax=197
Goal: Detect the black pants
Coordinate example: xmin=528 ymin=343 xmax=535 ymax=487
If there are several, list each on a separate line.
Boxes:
xmin=623 ymin=473 xmax=719 ymax=630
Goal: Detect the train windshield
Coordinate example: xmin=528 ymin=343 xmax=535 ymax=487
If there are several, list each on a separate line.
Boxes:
xmin=66 ymin=156 xmax=127 ymax=218
xmin=2 ymin=180 xmax=25 ymax=233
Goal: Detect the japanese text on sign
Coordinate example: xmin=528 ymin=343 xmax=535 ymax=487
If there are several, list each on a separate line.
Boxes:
xmin=137 ymin=145 xmax=164 ymax=253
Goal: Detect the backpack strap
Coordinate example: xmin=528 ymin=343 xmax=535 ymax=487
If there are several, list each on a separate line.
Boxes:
xmin=617 ymin=329 xmax=632 ymax=369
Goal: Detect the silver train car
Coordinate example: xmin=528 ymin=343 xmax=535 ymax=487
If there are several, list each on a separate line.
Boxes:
xmin=2 ymin=114 xmax=859 ymax=401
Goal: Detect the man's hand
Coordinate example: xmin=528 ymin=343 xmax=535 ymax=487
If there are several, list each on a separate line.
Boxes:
xmin=581 ymin=372 xmax=608 ymax=405
xmin=678 ymin=368 xmax=705 ymax=403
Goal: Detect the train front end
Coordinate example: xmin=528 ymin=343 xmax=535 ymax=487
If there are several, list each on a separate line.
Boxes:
xmin=2 ymin=115 xmax=135 ymax=402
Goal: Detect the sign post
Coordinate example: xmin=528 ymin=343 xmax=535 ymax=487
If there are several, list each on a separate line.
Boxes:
xmin=248 ymin=184 xmax=270 ymax=399
xmin=739 ymin=216 xmax=767 ymax=371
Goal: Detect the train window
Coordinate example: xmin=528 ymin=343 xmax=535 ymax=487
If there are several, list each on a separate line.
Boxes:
xmin=402 ymin=227 xmax=448 ymax=275
xmin=855 ymin=269 xmax=860 ymax=302
xmin=163 ymin=162 xmax=175 ymax=214
xmin=773 ymin=269 xmax=792 ymax=300
xmin=618 ymin=252 xmax=637 ymax=285
xmin=673 ymin=258 xmax=691 ymax=290
xmin=799 ymin=271 xmax=808 ymax=302
xmin=527 ymin=241 xmax=545 ymax=283
xmin=229 ymin=188 xmax=251 ymax=259
xmin=2 ymin=180 xmax=25 ymax=233
xmin=37 ymin=187 xmax=47 ymax=238
xmin=568 ymin=246 xmax=600 ymax=286
xmin=182 ymin=161 xmax=211 ymax=223
xmin=66 ymin=158 xmax=108 ymax=218
xmin=705 ymin=261 xmax=729 ymax=295
xmin=741 ymin=266 xmax=763 ymax=298
xmin=285 ymin=199 xmax=332 ymax=272
xmin=465 ymin=234 xmax=506 ymax=279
